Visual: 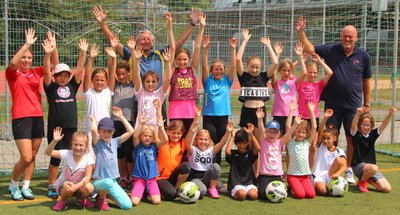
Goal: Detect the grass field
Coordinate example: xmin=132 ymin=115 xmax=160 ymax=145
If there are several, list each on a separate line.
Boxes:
xmin=1 ymin=153 xmax=399 ymax=215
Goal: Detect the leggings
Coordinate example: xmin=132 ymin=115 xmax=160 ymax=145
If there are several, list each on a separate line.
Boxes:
xmin=203 ymin=115 xmax=228 ymax=165
xmin=287 ymin=175 xmax=315 ymax=199
xmin=191 ymin=163 xmax=221 ymax=196
xmin=157 ymin=162 xmax=191 ymax=201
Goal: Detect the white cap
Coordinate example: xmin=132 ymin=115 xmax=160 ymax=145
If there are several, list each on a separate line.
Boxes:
xmin=52 ymin=63 xmax=72 ymax=76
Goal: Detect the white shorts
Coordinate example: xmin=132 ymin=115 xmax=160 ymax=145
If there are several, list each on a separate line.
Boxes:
xmin=312 ymin=171 xmax=329 ymax=186
xmin=231 ymin=184 xmax=258 ymax=197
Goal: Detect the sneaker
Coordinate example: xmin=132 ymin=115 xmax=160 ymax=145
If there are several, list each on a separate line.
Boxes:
xmin=207 ymin=187 xmax=220 ymax=199
xmin=88 ymin=191 xmax=97 ymax=199
xmin=96 ymin=197 xmax=110 ymax=211
xmin=217 ymin=181 xmax=227 ymax=193
xmin=119 ymin=178 xmax=129 ymax=190
xmin=345 ymin=168 xmax=356 ymax=184
xmin=21 ymin=188 xmax=35 ymax=200
xmin=47 ymin=186 xmax=58 ymax=199
xmin=357 ymin=180 xmax=369 ymax=192
xmin=53 ymin=200 xmax=67 ymax=211
xmin=9 ymin=186 xmax=23 ymax=201
xmin=77 ymin=198 xmax=95 ymax=208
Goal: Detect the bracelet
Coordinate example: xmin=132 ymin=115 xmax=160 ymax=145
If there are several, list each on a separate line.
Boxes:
xmin=189 ymin=22 xmax=196 ymax=26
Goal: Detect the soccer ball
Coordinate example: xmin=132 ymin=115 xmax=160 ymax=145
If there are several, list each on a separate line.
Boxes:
xmin=266 ymin=181 xmax=287 ymax=203
xmin=178 ymin=182 xmax=200 ymax=203
xmin=328 ymin=176 xmax=349 ymax=197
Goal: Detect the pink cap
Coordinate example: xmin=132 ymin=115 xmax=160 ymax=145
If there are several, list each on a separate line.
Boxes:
xmin=52 ymin=63 xmax=72 ymax=76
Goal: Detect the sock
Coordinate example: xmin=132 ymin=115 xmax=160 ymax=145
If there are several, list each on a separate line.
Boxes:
xmin=9 ymin=180 xmax=19 ymax=189
xmin=49 ymin=183 xmax=56 ymax=189
xmin=22 ymin=180 xmax=30 ymax=190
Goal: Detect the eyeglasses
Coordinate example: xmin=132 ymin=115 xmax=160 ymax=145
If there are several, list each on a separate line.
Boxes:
xmin=361 ymin=124 xmax=371 ymax=128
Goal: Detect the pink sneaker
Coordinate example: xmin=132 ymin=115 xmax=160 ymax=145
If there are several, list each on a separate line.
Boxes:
xmin=357 ymin=180 xmax=369 ymax=193
xmin=96 ymin=197 xmax=110 ymax=211
xmin=53 ymin=200 xmax=67 ymax=211
xmin=207 ymin=187 xmax=220 ymax=199
xmin=77 ymin=198 xmax=95 ymax=208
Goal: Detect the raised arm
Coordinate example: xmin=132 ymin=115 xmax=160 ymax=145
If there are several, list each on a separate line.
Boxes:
xmin=225 ymin=130 xmax=235 ymax=157
xmin=285 ymin=101 xmax=298 ymax=134
xmin=74 ymin=38 xmax=88 ymax=84
xmin=363 ymin=78 xmax=371 ymax=113
xmin=9 ymin=28 xmax=37 ymax=71
xmin=317 ymin=109 xmax=333 ymax=144
xmin=105 ymin=46 xmax=117 ymax=91
xmin=46 ymin=31 xmax=59 ymax=69
xmin=175 ymin=8 xmax=201 ymax=48
xmin=154 ymin=99 xmax=168 ymax=147
xmin=228 ymin=37 xmax=238 ymax=81
xmin=42 ymin=39 xmax=55 ymax=87
xmin=166 ymin=12 xmax=176 ymax=61
xmin=255 ymin=107 xmax=266 ymax=143
xmin=296 ymin=16 xmax=316 ymax=54
xmin=260 ymin=37 xmax=278 ymax=78
xmin=307 ymin=102 xmax=317 ymax=143
xmin=312 ymin=53 xmax=333 ymax=85
xmin=213 ymin=121 xmax=234 ymax=155
xmin=83 ymin=44 xmax=99 ymax=93
xmin=113 ymin=106 xmax=134 ymax=143
xmin=379 ymin=107 xmax=396 ymax=133
xmin=294 ymin=42 xmax=307 ymax=86
xmin=44 ymin=127 xmax=64 ymax=158
xmin=127 ymin=36 xmax=142 ymax=92
xmin=93 ymin=5 xmax=124 ymax=57
xmin=236 ymin=29 xmax=252 ymax=76
xmin=245 ymin=123 xmax=261 ymax=155
xmin=201 ymin=35 xmax=210 ymax=81
xmin=281 ymin=115 xmax=302 ymax=145
xmin=133 ymin=113 xmax=148 ymax=147
xmin=191 ymin=13 xmax=206 ymax=74
xmin=350 ymin=107 xmax=364 ymax=135
xmin=185 ymin=106 xmax=202 ymax=143
xmin=274 ymin=41 xmax=283 ymax=61
xmin=162 ymin=48 xmax=173 ymax=93
xmin=90 ymin=115 xmax=99 ymax=147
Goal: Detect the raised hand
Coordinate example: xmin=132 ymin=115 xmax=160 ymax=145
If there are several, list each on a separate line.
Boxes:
xmin=256 ymin=107 xmax=264 ymax=119
xmin=294 ymin=41 xmax=304 ymax=57
xmin=110 ymin=35 xmax=120 ymax=50
xmin=166 ymin=12 xmax=173 ymax=27
xmin=296 ymin=16 xmax=306 ymax=33
xmin=138 ymin=112 xmax=149 ymax=124
xmin=190 ymin=122 xmax=199 ymax=134
xmin=79 ymin=38 xmax=88 ymax=52
xmin=294 ymin=115 xmax=303 ymax=125
xmin=41 ymin=39 xmax=54 ymax=54
xmin=25 ymin=28 xmax=37 ymax=46
xmin=112 ymin=106 xmax=123 ymax=118
xmin=274 ymin=41 xmax=283 ymax=57
xmin=153 ymin=98 xmax=161 ymax=110
xmin=90 ymin=44 xmax=99 ymax=58
xmin=226 ymin=121 xmax=235 ymax=133
xmin=162 ymin=47 xmax=171 ymax=63
xmin=229 ymin=37 xmax=238 ymax=49
xmin=105 ymin=47 xmax=116 ymax=58
xmin=241 ymin=29 xmax=251 ymax=41
xmin=308 ymin=101 xmax=316 ymax=112
xmin=53 ymin=127 xmax=64 ymax=142
xmin=89 ymin=115 xmax=96 ymax=122
xmin=202 ymin=35 xmax=210 ymax=49
xmin=260 ymin=37 xmax=271 ymax=47
xmin=195 ymin=106 xmax=202 ymax=117
xmin=356 ymin=107 xmax=364 ymax=115
xmin=93 ymin=5 xmax=107 ymax=23
xmin=126 ymin=35 xmax=136 ymax=50
xmin=244 ymin=123 xmax=255 ymax=134
xmin=46 ymin=31 xmax=56 ymax=48
xmin=188 ymin=8 xmax=201 ymax=25
xmin=289 ymin=100 xmax=299 ymax=112
xmin=133 ymin=45 xmax=143 ymax=60
xmin=311 ymin=53 xmax=322 ymax=63
xmin=389 ymin=107 xmax=397 ymax=115
xmin=325 ymin=109 xmax=333 ymax=118
xmin=198 ymin=13 xmax=206 ymax=27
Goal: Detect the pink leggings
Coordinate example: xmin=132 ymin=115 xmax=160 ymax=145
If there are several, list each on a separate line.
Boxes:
xmin=287 ymin=175 xmax=315 ymax=199
xmin=131 ymin=177 xmax=160 ymax=199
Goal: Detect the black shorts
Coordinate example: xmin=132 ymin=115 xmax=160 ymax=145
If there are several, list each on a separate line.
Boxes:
xmin=12 ymin=117 xmax=44 ymax=140
xmin=113 ymin=120 xmax=134 ymax=162
xmin=239 ymin=105 xmax=266 ymax=128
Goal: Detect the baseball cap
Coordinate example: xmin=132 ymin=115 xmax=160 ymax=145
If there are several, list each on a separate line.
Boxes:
xmin=266 ymin=120 xmax=280 ymax=132
xmin=52 ymin=63 xmax=72 ymax=76
xmin=98 ymin=117 xmax=114 ymax=130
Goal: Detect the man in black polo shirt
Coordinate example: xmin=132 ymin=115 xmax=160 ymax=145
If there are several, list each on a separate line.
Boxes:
xmin=296 ymin=16 xmax=371 ymax=184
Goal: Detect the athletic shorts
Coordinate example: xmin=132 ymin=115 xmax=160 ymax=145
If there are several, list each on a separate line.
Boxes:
xmin=239 ymin=105 xmax=266 ymax=128
xmin=131 ymin=177 xmax=160 ymax=199
xmin=231 ymin=184 xmax=257 ymax=197
xmin=311 ymin=171 xmax=330 ymax=186
xmin=352 ymin=162 xmax=385 ymax=182
xmin=12 ymin=117 xmax=44 ymax=140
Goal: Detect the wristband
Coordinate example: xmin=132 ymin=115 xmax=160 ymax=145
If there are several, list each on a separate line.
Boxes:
xmin=189 ymin=22 xmax=196 ymax=26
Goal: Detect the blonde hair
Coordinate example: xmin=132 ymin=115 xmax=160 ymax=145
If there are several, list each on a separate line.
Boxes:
xmin=294 ymin=121 xmax=311 ymax=139
xmin=209 ymin=59 xmax=226 ymax=74
xmin=71 ymin=131 xmax=89 ymax=149
xmin=193 ymin=129 xmax=214 ymax=149
xmin=278 ymin=58 xmax=294 ymax=73
xmin=246 ymin=56 xmax=262 ymax=66
xmin=139 ymin=124 xmax=158 ymax=142
xmin=306 ymin=61 xmax=319 ymax=73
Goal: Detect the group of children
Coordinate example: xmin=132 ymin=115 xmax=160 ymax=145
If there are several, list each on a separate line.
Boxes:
xmin=6 ymin=7 xmax=396 ymax=212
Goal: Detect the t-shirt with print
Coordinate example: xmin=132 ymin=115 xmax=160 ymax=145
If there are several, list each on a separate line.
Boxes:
xmin=259 ymin=139 xmax=284 ymax=176
xmin=287 ymin=139 xmax=311 ymax=175
xmin=226 ymin=150 xmax=258 ymax=191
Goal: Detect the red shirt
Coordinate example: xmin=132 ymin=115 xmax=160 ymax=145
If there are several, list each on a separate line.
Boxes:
xmin=6 ymin=66 xmax=44 ymax=119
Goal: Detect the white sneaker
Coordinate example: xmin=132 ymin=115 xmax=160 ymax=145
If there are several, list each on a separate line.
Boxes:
xmin=345 ymin=168 xmax=356 ymax=184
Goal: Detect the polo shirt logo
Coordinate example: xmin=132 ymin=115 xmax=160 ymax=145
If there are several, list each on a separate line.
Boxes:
xmin=353 ymin=59 xmax=360 ymax=65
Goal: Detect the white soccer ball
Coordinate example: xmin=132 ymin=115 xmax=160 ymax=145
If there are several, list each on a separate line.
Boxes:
xmin=266 ymin=181 xmax=287 ymax=203
xmin=328 ymin=176 xmax=349 ymax=197
xmin=178 ymin=182 xmax=200 ymax=203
